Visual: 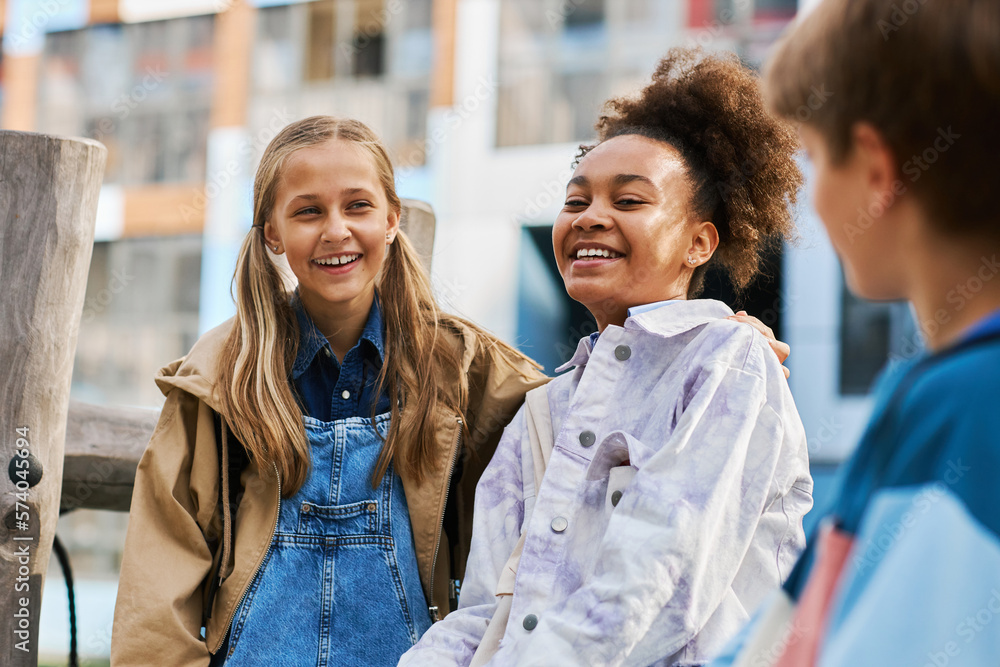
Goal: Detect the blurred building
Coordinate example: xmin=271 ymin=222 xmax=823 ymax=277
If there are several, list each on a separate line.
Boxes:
xmin=0 ymin=0 xmax=916 ymax=660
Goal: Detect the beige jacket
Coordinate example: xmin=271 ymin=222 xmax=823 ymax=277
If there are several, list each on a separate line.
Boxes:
xmin=111 ymin=317 xmax=547 ymax=666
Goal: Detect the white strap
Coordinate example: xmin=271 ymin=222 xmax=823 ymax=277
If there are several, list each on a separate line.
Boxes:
xmin=523 ymin=385 xmax=553 ymax=492
xmin=469 ymin=387 xmax=553 ymax=665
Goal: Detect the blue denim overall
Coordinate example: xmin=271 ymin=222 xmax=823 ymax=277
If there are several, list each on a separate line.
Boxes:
xmin=218 ymin=411 xmax=432 ymax=665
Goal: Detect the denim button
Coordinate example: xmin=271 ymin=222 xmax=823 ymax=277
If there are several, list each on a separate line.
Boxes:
xmin=615 ymin=344 xmax=631 ymax=361
xmin=551 ymin=516 xmax=568 ymax=533
xmin=611 ymin=490 xmax=623 ymax=507
xmin=523 ymin=614 xmax=538 ymax=631
xmin=301 ymin=503 xmax=310 ymax=513
xmin=324 ymin=347 xmax=332 ymax=358
xmin=579 ymin=430 xmax=596 ymax=447
xmin=341 ymin=390 xmax=351 ymax=400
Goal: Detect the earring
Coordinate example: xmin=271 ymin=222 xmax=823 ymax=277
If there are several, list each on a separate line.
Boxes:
xmin=272 ymin=245 xmax=279 ymax=252
xmin=688 ymin=257 xmax=696 ymax=265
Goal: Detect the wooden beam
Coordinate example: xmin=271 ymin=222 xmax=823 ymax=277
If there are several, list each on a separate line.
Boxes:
xmin=0 ymin=131 xmax=106 ymax=666
xmin=61 ymin=401 xmax=158 ymax=513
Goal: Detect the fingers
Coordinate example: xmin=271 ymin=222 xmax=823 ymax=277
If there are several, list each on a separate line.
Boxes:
xmin=727 ymin=313 xmax=777 ymax=344
xmin=726 ymin=312 xmax=791 ymax=370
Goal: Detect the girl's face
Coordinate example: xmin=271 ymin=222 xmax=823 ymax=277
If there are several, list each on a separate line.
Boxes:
xmin=553 ymin=134 xmax=717 ymax=330
xmin=264 ymin=139 xmax=399 ymax=322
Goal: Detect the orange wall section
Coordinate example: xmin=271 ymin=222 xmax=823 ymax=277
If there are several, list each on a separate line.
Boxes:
xmin=209 ymin=0 xmax=255 ymax=129
xmin=1 ymin=53 xmax=39 ymax=131
xmin=89 ymin=0 xmax=122 ymax=24
xmin=430 ymin=0 xmax=457 ymax=108
xmin=122 ymin=183 xmax=207 ymax=237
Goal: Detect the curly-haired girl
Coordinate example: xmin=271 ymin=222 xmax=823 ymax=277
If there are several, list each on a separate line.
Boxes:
xmin=400 ymin=48 xmax=813 ymax=667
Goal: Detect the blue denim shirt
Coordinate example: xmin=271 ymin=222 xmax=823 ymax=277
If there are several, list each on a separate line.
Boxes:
xmin=290 ymin=293 xmax=392 ymax=420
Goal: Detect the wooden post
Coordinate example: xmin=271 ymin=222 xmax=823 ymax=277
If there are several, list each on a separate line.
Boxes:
xmin=400 ymin=198 xmax=437 ymax=272
xmin=0 ymin=131 xmax=106 ymax=665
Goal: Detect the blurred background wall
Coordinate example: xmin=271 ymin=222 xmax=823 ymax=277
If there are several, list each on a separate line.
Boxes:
xmin=0 ymin=0 xmax=917 ymax=662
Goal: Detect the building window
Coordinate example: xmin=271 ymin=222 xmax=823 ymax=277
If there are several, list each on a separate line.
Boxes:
xmin=498 ymin=0 xmax=700 ymax=147
xmin=251 ymin=1 xmax=432 ymax=168
xmin=564 ymin=0 xmax=605 ymax=28
xmin=839 ymin=277 xmax=917 ymax=395
xmin=39 ymin=16 xmax=213 ymax=186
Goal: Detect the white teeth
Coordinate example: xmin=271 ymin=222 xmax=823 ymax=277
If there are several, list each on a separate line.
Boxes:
xmin=576 ymin=248 xmax=621 ymax=259
xmin=314 ymin=254 xmax=359 ymax=266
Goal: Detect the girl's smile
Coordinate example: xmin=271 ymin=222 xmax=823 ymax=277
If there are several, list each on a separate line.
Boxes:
xmin=570 ymin=242 xmax=626 ymax=268
xmin=312 ymin=252 xmax=363 ymax=273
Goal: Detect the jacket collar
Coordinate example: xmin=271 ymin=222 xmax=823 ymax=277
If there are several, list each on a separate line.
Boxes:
xmin=154 ymin=299 xmax=483 ymax=414
xmin=554 ymin=299 xmax=734 ymax=373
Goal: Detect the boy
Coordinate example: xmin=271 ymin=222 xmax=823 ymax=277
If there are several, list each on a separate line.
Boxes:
xmin=713 ymin=0 xmax=1000 ymax=664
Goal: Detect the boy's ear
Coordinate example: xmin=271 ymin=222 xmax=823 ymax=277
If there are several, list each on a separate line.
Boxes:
xmin=851 ymin=122 xmax=901 ymax=214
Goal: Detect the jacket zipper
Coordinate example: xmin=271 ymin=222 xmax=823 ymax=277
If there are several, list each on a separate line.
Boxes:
xmin=212 ymin=462 xmax=281 ymax=655
xmin=428 ymin=416 xmax=463 ymax=622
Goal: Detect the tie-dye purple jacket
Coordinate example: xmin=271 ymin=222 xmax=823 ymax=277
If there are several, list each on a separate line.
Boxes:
xmin=399 ymin=300 xmax=813 ymax=666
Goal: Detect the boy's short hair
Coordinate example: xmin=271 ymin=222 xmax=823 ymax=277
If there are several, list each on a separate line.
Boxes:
xmin=765 ymin=0 xmax=1000 ymax=237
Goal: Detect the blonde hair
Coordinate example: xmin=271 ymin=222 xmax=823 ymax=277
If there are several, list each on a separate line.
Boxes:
xmin=218 ymin=116 xmax=537 ymax=495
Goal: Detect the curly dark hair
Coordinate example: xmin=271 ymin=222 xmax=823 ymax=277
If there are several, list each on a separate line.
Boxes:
xmin=580 ymin=48 xmax=802 ymax=296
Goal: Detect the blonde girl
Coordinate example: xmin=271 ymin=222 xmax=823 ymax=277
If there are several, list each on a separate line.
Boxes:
xmin=111 ymin=116 xmax=545 ymax=666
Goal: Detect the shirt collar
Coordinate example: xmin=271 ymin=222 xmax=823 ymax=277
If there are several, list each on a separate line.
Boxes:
xmin=582 ymin=301 xmax=682 ymax=356
xmin=957 ymin=307 xmax=1000 ymax=346
xmin=290 ymin=291 xmax=386 ymax=379
xmin=554 ymin=299 xmax=734 ymax=374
